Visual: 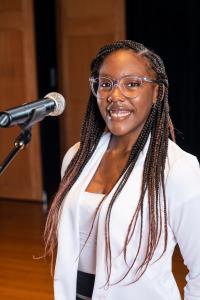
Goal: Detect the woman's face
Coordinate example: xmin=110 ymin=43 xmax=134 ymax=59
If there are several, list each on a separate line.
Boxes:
xmin=97 ymin=49 xmax=158 ymax=140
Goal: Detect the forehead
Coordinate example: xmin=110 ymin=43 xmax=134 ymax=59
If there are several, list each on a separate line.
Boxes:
xmin=99 ymin=49 xmax=153 ymax=78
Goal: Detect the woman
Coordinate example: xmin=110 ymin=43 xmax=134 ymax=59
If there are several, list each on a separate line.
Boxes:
xmin=45 ymin=40 xmax=200 ymax=300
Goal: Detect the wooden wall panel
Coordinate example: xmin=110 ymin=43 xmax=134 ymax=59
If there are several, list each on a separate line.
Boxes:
xmin=0 ymin=1 xmax=43 ymax=201
xmin=57 ymin=0 xmax=125 ymax=154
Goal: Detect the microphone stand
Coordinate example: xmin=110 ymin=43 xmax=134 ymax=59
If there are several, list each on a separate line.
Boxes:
xmin=0 ymin=107 xmax=46 ymax=176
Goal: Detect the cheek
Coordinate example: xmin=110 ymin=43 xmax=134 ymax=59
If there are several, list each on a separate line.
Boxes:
xmin=133 ymin=94 xmax=154 ymax=114
xmin=129 ymin=95 xmax=154 ymax=127
xmin=97 ymin=99 xmax=107 ymax=115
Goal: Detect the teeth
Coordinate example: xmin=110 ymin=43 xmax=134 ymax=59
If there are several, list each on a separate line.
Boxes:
xmin=109 ymin=110 xmax=131 ymax=118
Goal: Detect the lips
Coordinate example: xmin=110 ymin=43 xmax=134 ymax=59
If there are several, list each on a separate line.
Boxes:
xmin=107 ymin=106 xmax=132 ymax=121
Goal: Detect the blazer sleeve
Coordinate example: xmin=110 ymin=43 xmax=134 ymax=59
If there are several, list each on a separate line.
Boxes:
xmin=61 ymin=142 xmax=80 ymax=178
xmin=167 ymin=155 xmax=200 ymax=300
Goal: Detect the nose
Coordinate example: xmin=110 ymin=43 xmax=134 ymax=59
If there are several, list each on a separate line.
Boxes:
xmin=108 ymin=81 xmax=125 ymax=102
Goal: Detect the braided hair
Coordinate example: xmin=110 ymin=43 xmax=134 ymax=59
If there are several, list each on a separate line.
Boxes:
xmin=44 ymin=40 xmax=175 ymax=283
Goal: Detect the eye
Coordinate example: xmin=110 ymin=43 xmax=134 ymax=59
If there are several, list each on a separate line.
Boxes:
xmin=123 ymin=77 xmax=142 ymax=89
xmin=99 ymin=78 xmax=112 ymax=90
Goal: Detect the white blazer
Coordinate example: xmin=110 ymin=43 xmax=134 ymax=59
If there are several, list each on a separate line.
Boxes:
xmin=54 ymin=132 xmax=200 ymax=300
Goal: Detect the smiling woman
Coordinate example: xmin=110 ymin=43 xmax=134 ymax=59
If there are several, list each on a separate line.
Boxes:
xmin=44 ymin=40 xmax=200 ymax=300
xmin=94 ymin=49 xmax=159 ymax=142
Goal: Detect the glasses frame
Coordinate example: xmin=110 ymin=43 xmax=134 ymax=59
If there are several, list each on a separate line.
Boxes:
xmin=89 ymin=75 xmax=159 ymax=99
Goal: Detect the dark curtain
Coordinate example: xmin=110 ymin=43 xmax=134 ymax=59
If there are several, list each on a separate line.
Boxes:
xmin=126 ymin=0 xmax=200 ymax=159
xmin=34 ymin=0 xmax=60 ymax=200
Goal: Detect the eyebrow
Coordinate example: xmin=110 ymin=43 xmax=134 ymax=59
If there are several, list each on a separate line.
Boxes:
xmin=98 ymin=73 xmax=152 ymax=79
xmin=99 ymin=73 xmax=154 ymax=80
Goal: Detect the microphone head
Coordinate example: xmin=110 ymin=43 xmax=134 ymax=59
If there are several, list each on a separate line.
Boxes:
xmin=45 ymin=92 xmax=66 ymax=116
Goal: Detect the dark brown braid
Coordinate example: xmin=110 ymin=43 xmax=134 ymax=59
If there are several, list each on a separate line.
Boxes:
xmin=44 ymin=40 xmax=174 ymax=283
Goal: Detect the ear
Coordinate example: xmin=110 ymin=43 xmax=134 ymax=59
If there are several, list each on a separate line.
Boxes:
xmin=152 ymin=84 xmax=159 ymax=104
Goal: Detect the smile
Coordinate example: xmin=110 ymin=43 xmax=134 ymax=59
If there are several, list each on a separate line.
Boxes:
xmin=108 ymin=109 xmax=132 ymax=120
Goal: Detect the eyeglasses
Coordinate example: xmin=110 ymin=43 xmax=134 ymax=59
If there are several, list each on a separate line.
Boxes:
xmin=89 ymin=75 xmax=158 ymax=99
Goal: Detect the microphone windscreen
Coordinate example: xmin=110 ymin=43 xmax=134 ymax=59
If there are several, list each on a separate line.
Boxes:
xmin=45 ymin=92 xmax=66 ymax=116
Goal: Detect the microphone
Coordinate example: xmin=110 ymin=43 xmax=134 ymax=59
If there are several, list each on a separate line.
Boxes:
xmin=0 ymin=92 xmax=65 ymax=128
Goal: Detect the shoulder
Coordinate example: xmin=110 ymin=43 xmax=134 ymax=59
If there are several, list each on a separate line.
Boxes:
xmin=166 ymin=140 xmax=199 ymax=180
xmin=60 ymin=131 xmax=111 ymax=178
xmin=166 ymin=139 xmax=200 ymax=208
xmin=61 ymin=142 xmax=80 ymax=178
xmin=167 ymin=139 xmax=199 ymax=168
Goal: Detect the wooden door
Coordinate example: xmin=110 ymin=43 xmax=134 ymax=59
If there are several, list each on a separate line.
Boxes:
xmin=56 ymin=0 xmax=125 ymax=155
xmin=0 ymin=0 xmax=43 ymax=200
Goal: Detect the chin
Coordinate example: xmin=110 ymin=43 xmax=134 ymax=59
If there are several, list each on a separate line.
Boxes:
xmin=108 ymin=126 xmax=131 ymax=137
xmin=105 ymin=115 xmax=137 ymax=137
xmin=107 ymin=122 xmax=145 ymax=139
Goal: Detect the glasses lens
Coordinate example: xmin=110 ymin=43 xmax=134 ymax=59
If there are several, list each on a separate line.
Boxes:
xmin=90 ymin=77 xmax=112 ymax=99
xmin=120 ymin=76 xmax=142 ymax=98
